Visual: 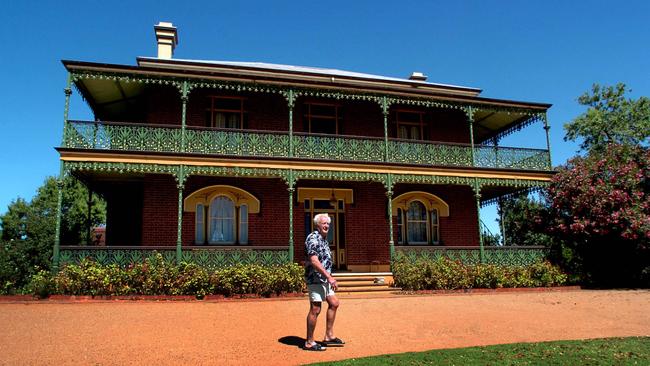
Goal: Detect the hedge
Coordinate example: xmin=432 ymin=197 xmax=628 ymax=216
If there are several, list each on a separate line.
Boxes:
xmin=24 ymin=253 xmax=305 ymax=298
xmin=392 ymin=257 xmax=567 ymax=291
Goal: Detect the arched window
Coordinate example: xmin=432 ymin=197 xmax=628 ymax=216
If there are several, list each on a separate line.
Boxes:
xmin=406 ymin=201 xmax=428 ymax=244
xmin=209 ymin=196 xmax=235 ymax=244
xmin=195 ymin=204 xmax=205 ymax=244
xmin=185 ymin=185 xmax=259 ymax=246
xmin=392 ymin=191 xmax=449 ymax=245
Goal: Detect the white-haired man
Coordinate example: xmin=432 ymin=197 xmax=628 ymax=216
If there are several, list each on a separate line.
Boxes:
xmin=303 ymin=213 xmax=345 ymax=351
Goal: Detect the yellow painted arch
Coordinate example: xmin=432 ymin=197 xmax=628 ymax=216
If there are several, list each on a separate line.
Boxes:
xmin=391 ymin=191 xmax=449 ymax=217
xmin=184 ymin=185 xmax=260 ymax=213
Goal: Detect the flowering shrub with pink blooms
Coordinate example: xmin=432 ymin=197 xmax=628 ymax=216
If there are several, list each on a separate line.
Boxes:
xmin=548 ymin=144 xmax=649 ymax=287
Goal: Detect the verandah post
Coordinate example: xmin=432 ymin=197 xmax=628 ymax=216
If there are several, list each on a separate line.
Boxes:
xmin=382 ymin=96 xmax=389 ymax=162
xmin=287 ymin=169 xmax=295 ymax=262
xmin=54 ymin=74 xmax=73 ymax=271
xmin=176 ymin=165 xmax=185 ymax=264
xmin=466 ymin=106 xmax=476 ymax=166
xmin=386 ymin=173 xmax=395 ymax=263
xmin=287 ymin=89 xmax=295 ymax=158
xmin=180 ymin=80 xmax=189 ymax=153
xmin=473 ymin=179 xmax=485 ymax=264
xmin=542 ymin=113 xmax=553 ymax=168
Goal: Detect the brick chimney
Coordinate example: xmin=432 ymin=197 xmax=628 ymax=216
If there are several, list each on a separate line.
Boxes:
xmin=154 ymin=22 xmax=178 ymax=59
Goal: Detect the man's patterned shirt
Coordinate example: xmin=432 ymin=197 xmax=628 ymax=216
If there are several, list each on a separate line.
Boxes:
xmin=304 ymin=230 xmax=332 ymax=285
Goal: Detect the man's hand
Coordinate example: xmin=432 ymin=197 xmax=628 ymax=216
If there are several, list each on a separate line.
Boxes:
xmin=328 ymin=277 xmax=338 ymax=291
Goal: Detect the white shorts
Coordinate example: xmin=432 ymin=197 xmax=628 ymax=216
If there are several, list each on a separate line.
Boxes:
xmin=307 ymin=283 xmax=335 ymax=302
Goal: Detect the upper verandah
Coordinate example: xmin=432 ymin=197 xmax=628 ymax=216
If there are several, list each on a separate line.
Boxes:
xmin=62 ymin=57 xmax=550 ymax=110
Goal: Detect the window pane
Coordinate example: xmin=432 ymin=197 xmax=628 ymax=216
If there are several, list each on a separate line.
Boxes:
xmin=406 ymin=201 xmax=427 ymax=243
xmin=239 ymin=204 xmax=248 ymax=244
xmin=214 ymin=98 xmax=242 ymax=110
xmin=397 ymin=208 xmax=403 ymax=244
xmin=195 ymin=204 xmax=204 ymax=244
xmin=407 ymin=222 xmax=427 ymax=243
xmin=311 ymin=117 xmax=336 ymax=134
xmin=310 ymin=104 xmax=337 ymax=116
xmin=397 ymin=111 xmax=421 ymax=123
xmin=209 ymin=196 xmax=235 ymax=243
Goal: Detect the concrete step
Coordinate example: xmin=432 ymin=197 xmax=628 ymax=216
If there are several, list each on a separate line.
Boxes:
xmin=336 ymin=286 xmax=399 ymax=292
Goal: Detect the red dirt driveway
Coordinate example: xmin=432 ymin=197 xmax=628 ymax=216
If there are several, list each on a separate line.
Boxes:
xmin=1 ymin=289 xmax=649 ymax=365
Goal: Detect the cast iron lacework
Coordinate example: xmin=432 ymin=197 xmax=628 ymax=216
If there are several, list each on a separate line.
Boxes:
xmin=474 ymin=145 xmax=551 ymax=170
xmin=63 ymin=120 xmax=551 ymax=171
xmin=185 ymin=129 xmax=289 ymax=157
xmin=59 ymin=248 xmax=290 ymax=267
xmin=388 ymin=140 xmax=473 ymax=166
xmin=394 ymin=247 xmax=549 ymax=266
xmin=293 ymin=134 xmax=385 ymax=162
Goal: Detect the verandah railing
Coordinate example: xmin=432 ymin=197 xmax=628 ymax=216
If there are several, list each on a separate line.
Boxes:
xmin=395 ymin=246 xmax=549 ymax=266
xmin=59 ymin=246 xmax=290 ymax=268
xmin=64 ymin=120 xmax=552 ymax=171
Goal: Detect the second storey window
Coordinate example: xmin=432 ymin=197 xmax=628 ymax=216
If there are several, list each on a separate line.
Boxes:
xmin=393 ymin=110 xmax=426 ymax=140
xmin=206 ymin=96 xmax=247 ymax=129
xmin=304 ymin=103 xmax=340 ymax=134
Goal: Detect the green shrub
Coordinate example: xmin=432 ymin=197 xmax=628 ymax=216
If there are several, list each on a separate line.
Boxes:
xmin=34 ymin=255 xmax=305 ymax=298
xmin=24 ymin=270 xmax=54 ymax=298
xmin=393 ymin=258 xmax=567 ymax=291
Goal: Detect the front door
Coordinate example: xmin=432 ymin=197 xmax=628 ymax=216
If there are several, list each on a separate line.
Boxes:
xmin=304 ymin=198 xmax=346 ymax=270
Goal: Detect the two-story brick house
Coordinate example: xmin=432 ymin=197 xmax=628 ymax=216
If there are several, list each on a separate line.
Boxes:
xmin=55 ymin=23 xmax=553 ymax=271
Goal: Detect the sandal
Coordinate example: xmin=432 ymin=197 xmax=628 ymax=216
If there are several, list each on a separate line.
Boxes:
xmin=322 ymin=337 xmax=345 ymax=346
xmin=303 ymin=342 xmax=326 ymax=351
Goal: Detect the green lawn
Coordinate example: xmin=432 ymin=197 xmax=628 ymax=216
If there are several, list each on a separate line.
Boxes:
xmin=310 ymin=337 xmax=650 ymax=366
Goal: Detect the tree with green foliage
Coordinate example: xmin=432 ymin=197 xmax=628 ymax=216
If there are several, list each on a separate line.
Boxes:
xmin=497 ymin=193 xmax=555 ymax=247
xmin=0 ymin=176 xmax=106 ymax=293
xmin=564 ymin=83 xmax=650 ymax=152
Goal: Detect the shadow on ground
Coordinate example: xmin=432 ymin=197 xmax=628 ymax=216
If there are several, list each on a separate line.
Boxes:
xmin=279 ymin=336 xmax=304 ymax=349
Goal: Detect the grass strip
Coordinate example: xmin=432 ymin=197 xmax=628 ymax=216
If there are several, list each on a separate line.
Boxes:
xmin=310 ymin=337 xmax=650 ymax=365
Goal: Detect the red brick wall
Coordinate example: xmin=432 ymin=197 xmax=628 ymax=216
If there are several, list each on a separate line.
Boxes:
xmin=142 ymin=175 xmax=178 ymax=246
xmin=183 ymin=89 xmax=289 ymax=131
xmin=141 ymin=176 xmax=290 ymax=247
xmin=145 ymin=86 xmax=182 ymax=125
xmin=292 ymin=181 xmax=391 ymax=266
xmin=142 ymin=89 xmax=471 ymax=144
xmin=139 ymin=175 xmax=479 ymax=258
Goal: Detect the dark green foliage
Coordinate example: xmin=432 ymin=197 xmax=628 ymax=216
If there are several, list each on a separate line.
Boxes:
xmin=564 ymin=83 xmax=650 ymax=152
xmin=31 ymin=254 xmax=305 ymax=298
xmin=392 ymin=257 xmax=567 ymax=291
xmin=310 ymin=337 xmax=650 ymax=366
xmin=497 ymin=194 xmax=556 ymax=247
xmin=0 ymin=176 xmax=107 ymax=294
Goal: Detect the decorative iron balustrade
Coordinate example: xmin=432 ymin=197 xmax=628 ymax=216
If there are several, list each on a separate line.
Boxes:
xmin=65 ymin=121 xmax=182 ymax=152
xmin=395 ymin=246 xmax=549 ymax=266
xmin=59 ymin=246 xmax=290 ymax=268
xmin=293 ymin=133 xmax=385 ymax=162
xmin=388 ymin=139 xmax=473 ymax=167
xmin=64 ymin=120 xmax=551 ymax=171
xmin=474 ymin=145 xmax=551 ymax=171
xmin=185 ymin=128 xmax=289 ymax=157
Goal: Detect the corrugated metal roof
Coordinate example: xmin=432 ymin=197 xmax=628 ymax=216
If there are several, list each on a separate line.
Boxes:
xmin=136 ymin=57 xmax=481 ymax=92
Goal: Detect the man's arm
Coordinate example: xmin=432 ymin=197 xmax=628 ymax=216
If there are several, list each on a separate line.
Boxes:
xmin=309 ymin=255 xmax=338 ymax=290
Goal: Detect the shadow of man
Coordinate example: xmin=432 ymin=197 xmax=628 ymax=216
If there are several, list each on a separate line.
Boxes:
xmin=278 ymin=336 xmax=305 ymax=349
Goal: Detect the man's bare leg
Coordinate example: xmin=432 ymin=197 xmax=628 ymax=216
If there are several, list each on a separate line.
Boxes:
xmin=306 ymin=301 xmax=322 ymax=347
xmin=324 ymin=295 xmax=339 ymax=341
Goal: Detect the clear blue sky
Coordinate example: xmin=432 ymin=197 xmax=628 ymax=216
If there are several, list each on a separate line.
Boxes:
xmin=1 ymin=1 xmax=649 ymax=234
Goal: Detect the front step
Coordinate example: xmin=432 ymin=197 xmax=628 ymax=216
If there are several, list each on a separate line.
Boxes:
xmin=333 ymin=272 xmax=400 ymax=293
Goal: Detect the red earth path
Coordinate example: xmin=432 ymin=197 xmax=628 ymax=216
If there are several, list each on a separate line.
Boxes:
xmin=1 ymin=289 xmax=649 ymax=365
